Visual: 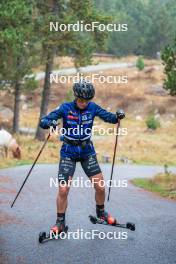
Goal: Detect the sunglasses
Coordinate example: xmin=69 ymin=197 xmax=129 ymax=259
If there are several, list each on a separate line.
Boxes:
xmin=76 ymin=98 xmax=90 ymax=103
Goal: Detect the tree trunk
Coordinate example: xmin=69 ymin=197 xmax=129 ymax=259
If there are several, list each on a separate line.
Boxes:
xmin=35 ymin=0 xmax=59 ymax=141
xmin=35 ymin=50 xmax=55 ymax=141
xmin=13 ymin=80 xmax=21 ymax=133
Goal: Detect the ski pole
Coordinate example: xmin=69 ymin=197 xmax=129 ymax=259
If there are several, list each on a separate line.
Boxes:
xmin=11 ymin=133 xmax=50 ymax=208
xmin=107 ymin=120 xmax=120 ymax=201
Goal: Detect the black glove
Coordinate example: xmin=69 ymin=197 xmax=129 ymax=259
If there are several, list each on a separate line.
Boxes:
xmin=40 ymin=118 xmax=58 ymax=129
xmin=49 ymin=120 xmax=58 ymax=128
xmin=116 ymin=109 xmax=125 ymax=119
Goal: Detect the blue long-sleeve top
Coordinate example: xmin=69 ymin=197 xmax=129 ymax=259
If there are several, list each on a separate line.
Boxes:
xmin=40 ymin=100 xmax=118 ymax=141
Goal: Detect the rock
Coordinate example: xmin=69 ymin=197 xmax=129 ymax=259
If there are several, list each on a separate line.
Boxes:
xmin=154 ymin=113 xmax=160 ymax=119
xmin=20 ymin=94 xmax=27 ymax=101
xmin=102 ymin=155 xmax=111 ymax=163
xmin=0 ymin=106 xmax=13 ymax=123
xmin=118 ymin=156 xmax=133 ymax=164
xmin=156 ymin=51 xmax=161 ymax=60
xmin=149 ymin=85 xmax=167 ymax=96
xmin=19 ymin=127 xmax=36 ymax=135
xmin=135 ymin=115 xmax=142 ymax=121
xmin=144 ymin=67 xmax=155 ymax=74
xmin=169 ymin=114 xmax=175 ymax=119
xmin=22 ymin=103 xmax=28 ymax=110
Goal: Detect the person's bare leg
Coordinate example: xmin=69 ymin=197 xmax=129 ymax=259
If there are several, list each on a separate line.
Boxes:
xmin=57 ymin=177 xmax=72 ymax=213
xmin=90 ymin=173 xmax=117 ymax=223
xmin=90 ymin=173 xmax=105 ymax=205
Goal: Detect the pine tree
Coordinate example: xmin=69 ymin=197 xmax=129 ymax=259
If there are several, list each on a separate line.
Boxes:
xmin=35 ymin=0 xmax=110 ymax=140
xmin=162 ymin=38 xmax=176 ymax=96
xmin=0 ymin=0 xmax=37 ymax=133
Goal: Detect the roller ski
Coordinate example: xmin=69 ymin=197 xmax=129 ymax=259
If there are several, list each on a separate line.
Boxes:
xmin=89 ymin=211 xmax=135 ymax=231
xmin=39 ymin=219 xmax=68 ymax=243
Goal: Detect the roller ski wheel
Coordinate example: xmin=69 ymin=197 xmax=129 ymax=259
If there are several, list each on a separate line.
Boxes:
xmin=89 ymin=215 xmax=135 ymax=231
xmin=38 ymin=225 xmax=68 ymax=244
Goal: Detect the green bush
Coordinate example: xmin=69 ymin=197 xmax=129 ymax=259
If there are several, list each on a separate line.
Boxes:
xmin=146 ymin=114 xmax=161 ymax=130
xmin=161 ymin=38 xmax=176 ymax=96
xmin=136 ymin=56 xmax=145 ymax=71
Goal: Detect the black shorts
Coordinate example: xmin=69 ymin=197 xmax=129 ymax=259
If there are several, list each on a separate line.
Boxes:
xmin=58 ymin=155 xmax=102 ymax=183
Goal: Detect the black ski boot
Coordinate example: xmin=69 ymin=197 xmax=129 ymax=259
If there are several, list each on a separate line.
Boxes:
xmin=50 ymin=218 xmax=66 ymax=234
xmin=98 ymin=211 xmax=118 ymax=225
xmin=96 ymin=205 xmax=118 ymax=225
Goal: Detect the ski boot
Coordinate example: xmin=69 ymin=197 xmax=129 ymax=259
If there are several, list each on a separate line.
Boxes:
xmin=98 ymin=211 xmax=118 ymax=225
xmin=50 ymin=218 xmax=66 ymax=234
xmin=39 ymin=219 xmax=68 ymax=243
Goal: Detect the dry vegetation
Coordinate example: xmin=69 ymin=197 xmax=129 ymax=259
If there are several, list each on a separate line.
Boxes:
xmin=32 ymin=55 xmax=160 ymax=73
xmin=132 ymin=172 xmax=176 ymax=200
xmin=1 ymin=117 xmax=176 ymax=168
xmin=0 ymin=56 xmax=176 ymax=168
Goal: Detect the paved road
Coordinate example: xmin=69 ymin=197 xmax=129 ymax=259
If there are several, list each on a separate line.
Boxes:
xmin=0 ymin=164 xmax=176 ymax=264
xmin=31 ymin=62 xmax=134 ymax=80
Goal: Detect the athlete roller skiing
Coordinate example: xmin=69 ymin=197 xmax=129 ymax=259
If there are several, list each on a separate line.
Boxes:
xmin=40 ymin=79 xmax=125 ymax=234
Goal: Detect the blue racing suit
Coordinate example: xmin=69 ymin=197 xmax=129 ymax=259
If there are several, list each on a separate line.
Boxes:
xmin=40 ymin=100 xmax=118 ymax=159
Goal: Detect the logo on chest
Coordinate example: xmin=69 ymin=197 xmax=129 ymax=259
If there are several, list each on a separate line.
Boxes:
xmin=67 ymin=115 xmax=78 ymax=120
xmin=67 ymin=111 xmax=78 ymax=121
xmin=82 ymin=112 xmax=92 ymax=121
xmin=82 ymin=115 xmax=88 ymax=121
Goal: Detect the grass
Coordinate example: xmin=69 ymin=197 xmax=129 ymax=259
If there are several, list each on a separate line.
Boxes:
xmin=0 ymin=159 xmax=35 ymax=169
xmin=93 ymin=118 xmax=176 ymax=166
xmin=0 ymin=118 xmax=176 ymax=169
xmin=132 ymin=173 xmax=176 ymax=200
xmin=0 ymin=135 xmax=61 ymax=169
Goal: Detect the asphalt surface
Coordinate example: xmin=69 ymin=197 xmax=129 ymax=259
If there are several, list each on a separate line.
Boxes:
xmin=0 ymin=164 xmax=176 ymax=264
xmin=31 ymin=61 xmax=134 ymax=80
